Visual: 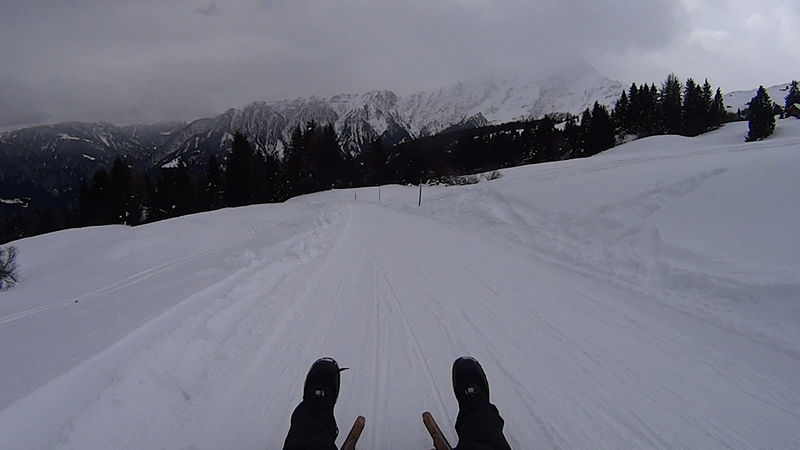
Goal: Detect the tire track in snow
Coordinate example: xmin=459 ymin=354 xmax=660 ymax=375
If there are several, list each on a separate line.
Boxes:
xmin=199 ymin=205 xmax=354 ymax=448
xmin=379 ymin=264 xmax=451 ymax=420
xmin=0 ymin=301 xmax=73 ymax=326
xmin=373 ymin=253 xmax=454 ymax=432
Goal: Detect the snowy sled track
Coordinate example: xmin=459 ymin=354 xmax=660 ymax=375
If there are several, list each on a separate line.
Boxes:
xmin=2 ymin=120 xmax=800 ymax=448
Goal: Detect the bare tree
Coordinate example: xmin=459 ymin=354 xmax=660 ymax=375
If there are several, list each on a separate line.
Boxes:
xmin=0 ymin=246 xmax=18 ymax=289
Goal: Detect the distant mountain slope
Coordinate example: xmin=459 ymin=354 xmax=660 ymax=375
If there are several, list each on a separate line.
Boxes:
xmin=400 ymin=64 xmax=623 ymax=135
xmin=724 ymin=82 xmax=794 ymax=113
xmin=156 ymin=64 xmax=624 ymax=166
xmin=0 ymin=122 xmax=184 ymax=213
xmin=0 ymin=66 xmax=623 ymax=215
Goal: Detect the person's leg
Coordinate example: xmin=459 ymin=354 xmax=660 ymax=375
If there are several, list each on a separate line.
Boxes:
xmin=452 ymin=357 xmax=511 ymax=450
xmin=283 ymin=400 xmax=338 ymax=450
xmin=283 ymin=357 xmax=342 ymax=450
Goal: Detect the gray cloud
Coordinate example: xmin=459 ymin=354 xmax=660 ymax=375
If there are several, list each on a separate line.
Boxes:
xmin=0 ymin=0 xmax=796 ymax=129
xmin=193 ymin=2 xmax=220 ymax=16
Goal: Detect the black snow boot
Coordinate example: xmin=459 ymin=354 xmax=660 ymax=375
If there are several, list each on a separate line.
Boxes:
xmin=284 ymin=357 xmax=347 ymax=450
xmin=452 ymin=356 xmax=512 ymax=450
xmin=452 ymin=356 xmax=491 ymax=408
xmin=303 ymin=357 xmax=344 ymax=411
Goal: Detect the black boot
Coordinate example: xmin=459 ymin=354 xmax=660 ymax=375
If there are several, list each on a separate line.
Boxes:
xmin=452 ymin=357 xmax=511 ymax=450
xmin=303 ymin=357 xmax=343 ymax=412
xmin=284 ymin=357 xmax=346 ymax=450
xmin=452 ymin=356 xmax=491 ymax=409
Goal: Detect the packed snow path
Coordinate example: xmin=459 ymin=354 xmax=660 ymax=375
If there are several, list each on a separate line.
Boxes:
xmin=2 ymin=121 xmax=800 ymax=448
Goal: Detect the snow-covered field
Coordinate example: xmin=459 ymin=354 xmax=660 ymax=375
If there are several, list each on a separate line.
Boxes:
xmin=2 ymin=120 xmax=799 ymax=449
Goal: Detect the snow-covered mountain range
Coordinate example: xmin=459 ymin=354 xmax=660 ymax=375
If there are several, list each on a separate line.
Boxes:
xmin=1 ymin=65 xmax=624 ymax=160
xmin=155 ymin=64 xmax=624 ymax=166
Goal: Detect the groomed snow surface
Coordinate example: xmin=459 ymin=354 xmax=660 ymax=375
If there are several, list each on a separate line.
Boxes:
xmin=2 ymin=120 xmax=800 ymax=449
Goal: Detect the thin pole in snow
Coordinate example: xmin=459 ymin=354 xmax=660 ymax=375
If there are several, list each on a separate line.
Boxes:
xmin=418 ymin=183 xmax=423 ymax=207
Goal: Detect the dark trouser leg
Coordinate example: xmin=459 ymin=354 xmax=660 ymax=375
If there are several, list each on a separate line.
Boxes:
xmin=283 ymin=400 xmax=338 ymax=450
xmin=454 ymin=401 xmax=512 ymax=450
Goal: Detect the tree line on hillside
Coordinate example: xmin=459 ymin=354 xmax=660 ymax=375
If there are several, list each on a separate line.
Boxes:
xmin=2 ymin=74 xmax=792 ymax=245
xmin=612 ymin=75 xmax=729 ymax=138
xmin=386 ymin=74 xmax=743 ymax=183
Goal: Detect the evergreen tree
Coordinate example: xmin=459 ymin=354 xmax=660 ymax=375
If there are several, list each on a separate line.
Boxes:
xmin=586 ymin=102 xmax=615 ymax=156
xmin=457 ymin=131 xmax=489 ymax=171
xmin=202 ymin=155 xmax=223 ymax=210
xmin=612 ymin=90 xmax=631 ymax=135
xmin=682 ymin=78 xmax=706 ymax=136
xmin=283 ymin=123 xmax=314 ymax=196
xmin=225 ymin=131 xmax=256 ymax=207
xmin=626 ymin=84 xmax=640 ymax=135
xmin=153 ymin=162 xmax=196 ymax=219
xmin=311 ymin=123 xmax=346 ymax=190
xmin=283 ymin=122 xmax=348 ymax=195
xmin=577 ymin=108 xmax=592 ymax=157
xmin=77 ymin=180 xmax=92 ymax=226
xmin=659 ymin=74 xmax=683 ymax=134
xmin=629 ymin=83 xmax=658 ymax=136
xmin=746 ymin=86 xmax=776 ymax=142
xmin=87 ymin=168 xmax=111 ymax=225
xmin=710 ymin=88 xmax=726 ymax=129
xmin=171 ymin=162 xmax=196 ymax=216
xmin=562 ymin=115 xmax=581 ymax=158
xmin=645 ymin=83 xmax=660 ymax=136
xmin=260 ymin=150 xmax=281 ymax=203
xmin=108 ymin=157 xmax=134 ymax=224
xmin=140 ymin=175 xmax=155 ymax=223
xmin=532 ymin=116 xmax=558 ymax=162
xmin=785 ymin=80 xmax=800 ymax=113
xmin=362 ymin=138 xmax=389 ymax=186
xmin=701 ymin=79 xmax=714 ymax=131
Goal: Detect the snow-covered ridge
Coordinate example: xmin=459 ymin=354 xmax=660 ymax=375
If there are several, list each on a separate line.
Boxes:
xmin=401 ymin=66 xmax=623 ymax=135
xmin=152 ymin=65 xmax=624 ymax=165
xmin=724 ymin=82 xmax=794 ymax=112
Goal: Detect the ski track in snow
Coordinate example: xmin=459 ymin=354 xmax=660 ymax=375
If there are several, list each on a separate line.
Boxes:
xmin=2 ymin=120 xmax=800 ymax=448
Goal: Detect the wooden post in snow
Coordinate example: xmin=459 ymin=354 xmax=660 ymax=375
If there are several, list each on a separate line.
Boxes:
xmin=418 ymin=183 xmax=423 ymax=207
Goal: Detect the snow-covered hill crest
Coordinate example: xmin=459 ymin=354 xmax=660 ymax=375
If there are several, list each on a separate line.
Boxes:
xmin=724 ymin=82 xmax=794 ymax=113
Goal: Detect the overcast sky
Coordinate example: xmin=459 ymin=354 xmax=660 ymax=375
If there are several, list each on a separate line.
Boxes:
xmin=1 ymin=0 xmax=798 ymax=129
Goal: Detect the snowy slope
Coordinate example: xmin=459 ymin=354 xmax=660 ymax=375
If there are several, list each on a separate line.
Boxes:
xmin=724 ymin=82 xmax=793 ymax=112
xmin=1 ymin=120 xmax=800 ymax=448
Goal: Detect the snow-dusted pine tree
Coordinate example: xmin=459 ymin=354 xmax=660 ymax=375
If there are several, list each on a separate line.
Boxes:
xmin=746 ymin=86 xmax=776 ymax=142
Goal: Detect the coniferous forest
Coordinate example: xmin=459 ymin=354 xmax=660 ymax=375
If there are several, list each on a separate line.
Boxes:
xmin=0 ymin=74 xmax=777 ymax=244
